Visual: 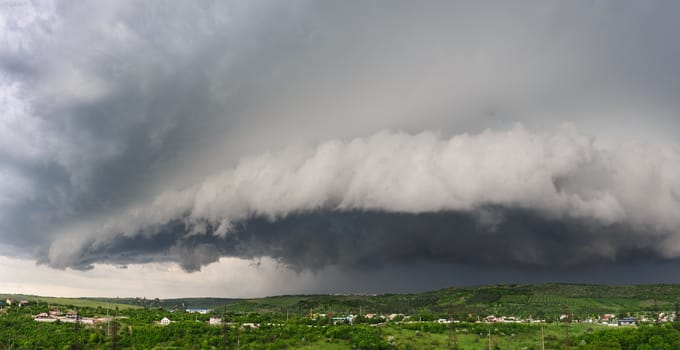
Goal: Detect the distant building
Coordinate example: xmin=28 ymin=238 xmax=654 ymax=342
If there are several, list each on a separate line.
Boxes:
xmin=332 ymin=315 xmax=354 ymax=325
xmin=160 ymin=317 xmax=171 ymax=325
xmin=388 ymin=313 xmax=402 ymax=321
xmin=209 ymin=317 xmax=222 ymax=325
xmin=186 ymin=308 xmax=211 ymax=314
xmin=5 ymin=298 xmax=14 ymax=306
xmin=19 ymin=300 xmax=29 ymax=307
xmin=618 ymin=317 xmax=637 ymax=326
xmin=49 ymin=309 xmax=62 ymax=316
xmin=34 ymin=313 xmax=57 ymax=323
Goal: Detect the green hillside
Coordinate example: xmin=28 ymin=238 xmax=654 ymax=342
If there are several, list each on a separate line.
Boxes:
xmin=216 ymin=283 xmax=680 ymax=319
xmin=6 ymin=284 xmax=680 ymax=319
xmin=81 ymin=296 xmax=240 ymax=310
xmin=53 ymin=283 xmax=680 ymax=321
xmin=0 ymin=294 xmax=141 ymax=310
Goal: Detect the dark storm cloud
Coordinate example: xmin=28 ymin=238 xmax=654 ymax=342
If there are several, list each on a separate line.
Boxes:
xmin=49 ymin=209 xmax=667 ymax=274
xmin=2 ymin=0 xmax=680 ymax=286
xmin=40 ymin=127 xmax=680 ymax=273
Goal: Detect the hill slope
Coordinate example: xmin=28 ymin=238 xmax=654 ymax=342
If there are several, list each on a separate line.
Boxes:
xmin=6 ymin=284 xmax=680 ymax=319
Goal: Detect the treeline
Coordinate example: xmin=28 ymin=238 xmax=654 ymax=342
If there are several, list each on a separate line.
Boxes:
xmin=578 ymin=323 xmax=680 ymax=350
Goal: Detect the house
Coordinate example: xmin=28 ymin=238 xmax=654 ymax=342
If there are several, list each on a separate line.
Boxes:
xmin=332 ymin=315 xmax=354 ymax=325
xmin=19 ymin=300 xmax=29 ymax=307
xmin=602 ymin=314 xmax=616 ymax=322
xmin=94 ymin=317 xmax=111 ymax=325
xmin=618 ymin=317 xmax=637 ymax=326
xmin=5 ymin=298 xmax=14 ymax=306
xmin=49 ymin=309 xmax=62 ymax=316
xmin=209 ymin=317 xmax=222 ymax=325
xmin=160 ymin=317 xmax=171 ymax=325
xmin=34 ymin=313 xmax=57 ymax=323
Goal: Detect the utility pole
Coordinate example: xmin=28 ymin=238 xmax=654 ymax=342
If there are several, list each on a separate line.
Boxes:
xmin=563 ymin=307 xmax=570 ymax=346
xmin=221 ymin=306 xmax=228 ymax=350
xmin=73 ymin=308 xmax=82 ymax=350
xmin=487 ymin=325 xmax=491 ymax=350
xmin=541 ymin=322 xmax=545 ymax=350
xmin=448 ymin=310 xmax=458 ymax=349
xmin=111 ymin=307 xmax=118 ymax=350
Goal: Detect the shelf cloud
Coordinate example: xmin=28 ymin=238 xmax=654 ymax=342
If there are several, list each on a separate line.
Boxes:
xmin=2 ymin=0 xmax=680 ymax=293
xmin=42 ymin=127 xmax=680 ymax=272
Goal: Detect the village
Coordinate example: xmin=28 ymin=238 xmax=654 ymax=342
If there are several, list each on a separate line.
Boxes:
xmin=4 ymin=291 xmax=680 ymax=349
xmin=5 ymin=297 xmax=674 ymax=330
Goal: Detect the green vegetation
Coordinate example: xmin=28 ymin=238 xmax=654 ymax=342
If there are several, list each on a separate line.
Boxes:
xmin=4 ymin=283 xmax=680 ymax=349
xmin=0 ymin=294 xmax=140 ymax=310
xmin=177 ymin=283 xmax=680 ymax=321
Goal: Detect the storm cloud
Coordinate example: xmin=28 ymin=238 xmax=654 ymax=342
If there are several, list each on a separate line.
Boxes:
xmin=2 ymin=0 xmax=680 ymax=292
xmin=43 ymin=127 xmax=680 ymax=272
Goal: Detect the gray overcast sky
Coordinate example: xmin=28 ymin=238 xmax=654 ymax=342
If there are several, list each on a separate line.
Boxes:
xmin=2 ymin=0 xmax=680 ymax=297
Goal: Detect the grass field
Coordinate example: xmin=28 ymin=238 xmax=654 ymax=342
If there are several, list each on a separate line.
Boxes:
xmin=378 ymin=323 xmax=608 ymax=350
xmin=528 ymin=294 xmax=568 ymax=304
xmin=0 ymin=294 xmax=140 ymax=310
